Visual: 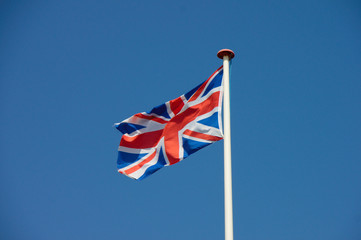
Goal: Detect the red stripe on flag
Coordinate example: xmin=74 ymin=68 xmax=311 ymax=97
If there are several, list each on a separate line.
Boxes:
xmin=188 ymin=81 xmax=208 ymax=102
xmin=134 ymin=113 xmax=168 ymax=124
xmin=169 ymin=97 xmax=184 ymax=116
xmin=188 ymin=66 xmax=223 ymax=102
xmin=124 ymin=150 xmax=157 ymax=175
xmin=183 ymin=129 xmax=223 ymax=141
xmin=120 ymin=130 xmax=163 ymax=148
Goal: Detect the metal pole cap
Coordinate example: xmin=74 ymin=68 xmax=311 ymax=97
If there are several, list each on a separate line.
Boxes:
xmin=217 ymin=49 xmax=235 ymax=59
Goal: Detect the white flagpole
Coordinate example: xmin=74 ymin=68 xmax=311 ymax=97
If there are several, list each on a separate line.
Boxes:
xmin=217 ymin=49 xmax=235 ymax=240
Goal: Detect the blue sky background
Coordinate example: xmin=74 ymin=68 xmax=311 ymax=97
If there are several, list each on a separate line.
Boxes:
xmin=1 ymin=1 xmax=360 ymax=239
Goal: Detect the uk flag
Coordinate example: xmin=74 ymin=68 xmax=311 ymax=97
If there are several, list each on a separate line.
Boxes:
xmin=114 ymin=66 xmax=224 ymax=180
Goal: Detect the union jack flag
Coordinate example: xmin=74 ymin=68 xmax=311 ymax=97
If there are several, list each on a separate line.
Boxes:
xmin=114 ymin=66 xmax=224 ymax=180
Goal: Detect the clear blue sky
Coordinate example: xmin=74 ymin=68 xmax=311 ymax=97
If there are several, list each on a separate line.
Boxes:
xmin=1 ymin=1 xmax=360 ymax=239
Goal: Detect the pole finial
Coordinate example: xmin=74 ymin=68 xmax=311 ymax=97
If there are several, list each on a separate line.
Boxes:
xmin=217 ymin=49 xmax=235 ymax=59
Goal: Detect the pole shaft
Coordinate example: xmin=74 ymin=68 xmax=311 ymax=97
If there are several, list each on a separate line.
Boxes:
xmin=223 ymin=56 xmax=233 ymax=240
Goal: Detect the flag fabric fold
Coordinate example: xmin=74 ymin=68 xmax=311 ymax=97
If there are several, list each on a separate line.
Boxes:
xmin=114 ymin=66 xmax=224 ymax=180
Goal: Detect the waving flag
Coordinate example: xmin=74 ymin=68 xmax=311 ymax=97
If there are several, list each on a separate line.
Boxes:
xmin=114 ymin=66 xmax=224 ymax=180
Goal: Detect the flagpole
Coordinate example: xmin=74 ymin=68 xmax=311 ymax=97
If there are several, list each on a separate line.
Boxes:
xmin=217 ymin=49 xmax=235 ymax=240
